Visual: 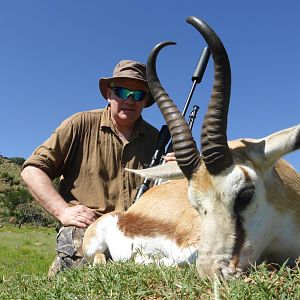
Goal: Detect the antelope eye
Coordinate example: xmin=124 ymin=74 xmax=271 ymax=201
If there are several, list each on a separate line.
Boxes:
xmin=234 ymin=186 xmax=255 ymax=215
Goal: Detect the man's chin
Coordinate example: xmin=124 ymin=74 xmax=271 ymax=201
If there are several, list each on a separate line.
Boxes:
xmin=119 ymin=111 xmax=136 ymax=118
xmin=117 ymin=112 xmax=139 ymax=124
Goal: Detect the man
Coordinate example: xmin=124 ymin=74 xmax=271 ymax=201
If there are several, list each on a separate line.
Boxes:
xmin=21 ymin=60 xmax=164 ymax=275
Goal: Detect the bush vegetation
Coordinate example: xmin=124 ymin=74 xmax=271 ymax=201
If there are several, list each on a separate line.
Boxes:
xmin=0 ymin=155 xmax=57 ymax=227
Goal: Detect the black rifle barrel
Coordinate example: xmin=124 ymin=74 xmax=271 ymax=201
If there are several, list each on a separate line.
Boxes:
xmin=192 ymin=46 xmax=211 ymax=83
xmin=181 ymin=47 xmax=210 ymax=117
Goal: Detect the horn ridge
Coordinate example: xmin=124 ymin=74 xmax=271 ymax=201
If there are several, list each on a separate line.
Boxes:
xmin=186 ymin=16 xmax=233 ymax=174
xmin=147 ymin=41 xmax=201 ymax=178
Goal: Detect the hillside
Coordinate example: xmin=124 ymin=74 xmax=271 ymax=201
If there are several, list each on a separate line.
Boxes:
xmin=0 ymin=155 xmax=25 ymax=192
xmin=0 ymin=155 xmax=56 ymax=226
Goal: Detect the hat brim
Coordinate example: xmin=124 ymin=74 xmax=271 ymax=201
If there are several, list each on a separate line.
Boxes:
xmin=99 ymin=77 xmax=155 ymax=108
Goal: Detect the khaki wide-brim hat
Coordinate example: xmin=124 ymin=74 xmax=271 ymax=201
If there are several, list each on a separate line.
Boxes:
xmin=99 ymin=60 xmax=155 ymax=108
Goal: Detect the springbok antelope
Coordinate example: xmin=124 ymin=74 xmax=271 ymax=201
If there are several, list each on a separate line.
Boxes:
xmin=83 ymin=16 xmax=300 ymax=278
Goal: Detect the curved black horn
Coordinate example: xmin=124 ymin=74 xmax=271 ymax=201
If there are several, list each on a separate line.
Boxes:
xmin=187 ymin=16 xmax=233 ymax=174
xmin=147 ymin=41 xmax=201 ymax=178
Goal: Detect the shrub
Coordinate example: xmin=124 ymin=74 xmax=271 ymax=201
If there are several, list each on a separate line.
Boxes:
xmin=0 ymin=187 xmax=32 ymax=216
xmin=9 ymin=157 xmax=25 ymax=166
xmin=0 ymin=172 xmax=16 ymax=187
xmin=15 ymin=202 xmax=57 ymax=227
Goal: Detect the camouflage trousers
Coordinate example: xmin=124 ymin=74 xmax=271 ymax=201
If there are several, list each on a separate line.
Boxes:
xmin=48 ymin=226 xmax=88 ymax=277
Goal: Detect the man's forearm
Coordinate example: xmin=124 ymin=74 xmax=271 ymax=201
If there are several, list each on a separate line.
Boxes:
xmin=21 ymin=166 xmax=96 ymax=227
xmin=21 ymin=166 xmax=68 ymax=220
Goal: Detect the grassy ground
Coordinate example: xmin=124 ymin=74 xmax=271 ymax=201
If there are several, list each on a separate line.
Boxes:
xmin=0 ymin=224 xmax=56 ymax=277
xmin=0 ymin=226 xmax=300 ymax=299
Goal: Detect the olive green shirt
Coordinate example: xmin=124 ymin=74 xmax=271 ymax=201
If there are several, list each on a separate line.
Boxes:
xmin=23 ymin=107 xmax=159 ymax=215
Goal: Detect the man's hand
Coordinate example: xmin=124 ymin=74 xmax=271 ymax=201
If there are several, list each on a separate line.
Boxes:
xmin=57 ymin=205 xmax=97 ymax=228
xmin=21 ymin=166 xmax=97 ymax=228
xmin=164 ymin=152 xmax=176 ymax=163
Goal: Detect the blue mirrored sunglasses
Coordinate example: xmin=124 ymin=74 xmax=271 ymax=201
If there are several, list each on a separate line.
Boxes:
xmin=111 ymin=87 xmax=147 ymax=102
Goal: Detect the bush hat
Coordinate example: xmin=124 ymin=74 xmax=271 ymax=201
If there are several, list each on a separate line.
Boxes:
xmin=99 ymin=60 xmax=155 ymax=108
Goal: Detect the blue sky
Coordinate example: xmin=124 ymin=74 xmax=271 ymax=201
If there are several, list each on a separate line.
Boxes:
xmin=1 ymin=1 xmax=299 ymax=170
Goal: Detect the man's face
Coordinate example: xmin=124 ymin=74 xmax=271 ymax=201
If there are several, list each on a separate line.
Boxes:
xmin=107 ymin=78 xmax=148 ymax=128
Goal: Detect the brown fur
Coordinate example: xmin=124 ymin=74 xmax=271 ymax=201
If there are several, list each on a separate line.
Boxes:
xmin=266 ymin=160 xmax=300 ymax=223
xmin=191 ymin=164 xmax=213 ymax=194
xmin=118 ymin=179 xmax=201 ymax=248
xmin=84 ymin=179 xmax=201 ymax=250
xmin=240 ymin=166 xmax=251 ymax=183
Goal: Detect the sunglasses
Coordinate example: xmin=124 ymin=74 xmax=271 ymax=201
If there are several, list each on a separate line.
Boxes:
xmin=111 ymin=87 xmax=147 ymax=102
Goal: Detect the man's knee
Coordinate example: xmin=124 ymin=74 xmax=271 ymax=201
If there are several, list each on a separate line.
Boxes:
xmin=49 ymin=226 xmax=87 ymax=276
xmin=48 ymin=253 xmax=88 ymax=277
xmin=56 ymin=226 xmax=86 ymax=257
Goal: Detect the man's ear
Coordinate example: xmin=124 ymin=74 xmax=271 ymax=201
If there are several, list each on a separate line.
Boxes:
xmin=143 ymin=95 xmax=149 ymax=108
xmin=107 ymin=87 xmax=112 ymax=99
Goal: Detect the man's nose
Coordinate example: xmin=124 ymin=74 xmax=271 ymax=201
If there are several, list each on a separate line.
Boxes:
xmin=125 ymin=95 xmax=135 ymax=103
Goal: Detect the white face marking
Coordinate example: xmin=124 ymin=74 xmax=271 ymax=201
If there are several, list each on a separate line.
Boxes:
xmin=188 ymin=164 xmax=269 ymax=276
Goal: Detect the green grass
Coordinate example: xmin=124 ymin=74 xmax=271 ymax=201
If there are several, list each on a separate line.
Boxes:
xmin=0 ymin=224 xmax=56 ymax=277
xmin=0 ymin=226 xmax=299 ymax=299
xmin=1 ymin=262 xmax=300 ymax=299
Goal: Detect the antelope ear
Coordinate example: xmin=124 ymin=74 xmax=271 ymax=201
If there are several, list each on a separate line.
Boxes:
xmin=126 ymin=161 xmax=185 ymax=180
xmin=262 ymin=124 xmax=300 ymax=166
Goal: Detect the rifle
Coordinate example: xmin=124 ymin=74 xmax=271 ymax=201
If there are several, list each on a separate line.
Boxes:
xmin=188 ymin=105 xmax=200 ymax=129
xmin=133 ymin=47 xmax=211 ymax=202
xmin=133 ymin=124 xmax=170 ymax=201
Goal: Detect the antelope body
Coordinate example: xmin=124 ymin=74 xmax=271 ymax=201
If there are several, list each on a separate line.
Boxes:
xmin=83 ymin=178 xmax=201 ymax=266
xmin=83 ymin=16 xmax=300 ymax=278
